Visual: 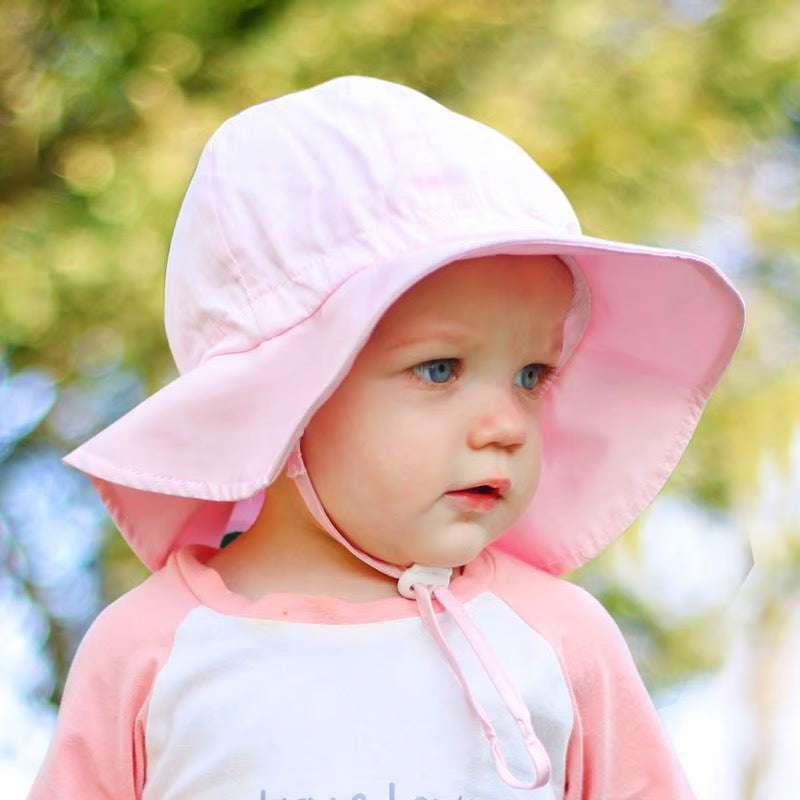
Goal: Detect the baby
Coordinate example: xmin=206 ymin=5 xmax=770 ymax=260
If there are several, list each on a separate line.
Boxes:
xmin=28 ymin=76 xmax=744 ymax=799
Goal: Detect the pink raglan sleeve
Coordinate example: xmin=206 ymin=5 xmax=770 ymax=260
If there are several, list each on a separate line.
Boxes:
xmin=489 ymin=550 xmax=695 ymax=799
xmin=558 ymin=588 xmax=695 ymax=799
xmin=27 ymin=564 xmax=195 ymax=800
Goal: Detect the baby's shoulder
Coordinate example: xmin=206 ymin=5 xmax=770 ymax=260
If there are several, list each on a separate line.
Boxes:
xmin=487 ymin=546 xmax=605 ymax=608
xmin=485 ymin=547 xmax=629 ymax=657
xmin=73 ymin=555 xmax=201 ymax=669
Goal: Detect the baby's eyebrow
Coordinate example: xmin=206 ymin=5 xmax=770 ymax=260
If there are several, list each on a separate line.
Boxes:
xmin=379 ymin=320 xmax=477 ymax=353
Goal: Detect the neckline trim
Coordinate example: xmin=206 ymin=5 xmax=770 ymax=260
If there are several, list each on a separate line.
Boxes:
xmin=172 ymin=544 xmax=497 ymax=624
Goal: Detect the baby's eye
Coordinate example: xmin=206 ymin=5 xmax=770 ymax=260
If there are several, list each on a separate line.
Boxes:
xmin=412 ymin=359 xmax=458 ymax=384
xmin=514 ymin=363 xmax=546 ymax=391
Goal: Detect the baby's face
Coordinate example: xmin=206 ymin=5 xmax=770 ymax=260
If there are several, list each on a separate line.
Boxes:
xmin=302 ymin=253 xmax=573 ymax=569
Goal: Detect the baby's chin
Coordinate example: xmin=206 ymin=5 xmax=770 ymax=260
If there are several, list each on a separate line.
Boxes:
xmin=393 ymin=524 xmax=508 ymax=570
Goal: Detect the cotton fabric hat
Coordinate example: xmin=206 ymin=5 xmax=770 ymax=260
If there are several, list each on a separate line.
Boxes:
xmin=64 ymin=75 xmax=745 ymax=575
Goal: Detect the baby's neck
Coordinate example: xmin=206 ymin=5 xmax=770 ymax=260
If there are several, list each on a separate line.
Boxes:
xmin=208 ymin=472 xmax=415 ymax=602
xmin=210 ymin=523 xmax=403 ymax=602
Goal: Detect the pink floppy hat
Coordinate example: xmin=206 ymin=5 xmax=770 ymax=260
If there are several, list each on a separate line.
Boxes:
xmin=64 ymin=75 xmax=745 ymax=575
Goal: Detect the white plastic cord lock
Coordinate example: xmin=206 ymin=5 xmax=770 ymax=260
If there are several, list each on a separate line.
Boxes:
xmin=397 ymin=564 xmax=453 ymax=599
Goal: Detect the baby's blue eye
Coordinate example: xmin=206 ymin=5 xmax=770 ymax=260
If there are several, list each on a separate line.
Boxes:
xmin=413 ymin=359 xmax=457 ymax=384
xmin=515 ymin=364 xmax=544 ymax=390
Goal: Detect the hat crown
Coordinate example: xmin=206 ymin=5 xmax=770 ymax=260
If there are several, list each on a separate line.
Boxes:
xmin=164 ymin=76 xmax=580 ymax=373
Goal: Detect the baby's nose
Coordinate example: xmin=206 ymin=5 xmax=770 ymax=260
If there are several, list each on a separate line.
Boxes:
xmin=466 ymin=389 xmax=529 ymax=450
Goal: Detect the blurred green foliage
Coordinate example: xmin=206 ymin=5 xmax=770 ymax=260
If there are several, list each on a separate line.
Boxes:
xmin=2 ymin=0 xmax=799 ymax=708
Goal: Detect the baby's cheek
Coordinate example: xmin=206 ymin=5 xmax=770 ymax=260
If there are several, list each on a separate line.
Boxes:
xmin=370 ymin=456 xmax=427 ymax=505
xmin=367 ymin=411 xmax=433 ymax=462
xmin=515 ymin=451 xmax=543 ymax=508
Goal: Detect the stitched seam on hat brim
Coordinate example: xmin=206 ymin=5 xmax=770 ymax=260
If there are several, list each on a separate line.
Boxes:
xmin=72 ymin=448 xmax=260 ymax=498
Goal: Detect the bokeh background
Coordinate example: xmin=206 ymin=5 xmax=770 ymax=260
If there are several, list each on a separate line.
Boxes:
xmin=1 ymin=1 xmax=799 ymax=797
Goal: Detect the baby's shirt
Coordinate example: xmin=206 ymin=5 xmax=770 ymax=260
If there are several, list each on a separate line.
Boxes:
xmin=28 ymin=546 xmax=693 ymax=799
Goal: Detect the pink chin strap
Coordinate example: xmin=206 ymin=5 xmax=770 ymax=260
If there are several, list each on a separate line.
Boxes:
xmin=282 ymin=440 xmax=552 ymax=790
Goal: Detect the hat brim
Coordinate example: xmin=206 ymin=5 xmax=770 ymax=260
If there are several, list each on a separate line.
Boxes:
xmin=64 ymin=232 xmax=744 ymax=573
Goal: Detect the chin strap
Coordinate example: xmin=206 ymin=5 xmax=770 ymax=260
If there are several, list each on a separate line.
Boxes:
xmin=285 ymin=442 xmax=552 ymax=790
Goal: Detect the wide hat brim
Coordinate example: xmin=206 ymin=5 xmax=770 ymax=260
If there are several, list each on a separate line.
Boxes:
xmin=64 ymin=231 xmax=744 ymax=574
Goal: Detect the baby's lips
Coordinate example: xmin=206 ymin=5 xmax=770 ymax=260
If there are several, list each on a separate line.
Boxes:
xmin=448 ymin=478 xmax=510 ymax=498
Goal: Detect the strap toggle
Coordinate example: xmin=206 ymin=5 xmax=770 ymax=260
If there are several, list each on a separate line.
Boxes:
xmin=397 ymin=564 xmax=452 ymax=598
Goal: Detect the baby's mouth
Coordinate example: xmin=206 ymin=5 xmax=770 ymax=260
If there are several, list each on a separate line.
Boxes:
xmin=445 ymin=479 xmax=510 ymax=508
xmin=465 ymin=484 xmax=501 ymax=497
xmin=459 ymin=479 xmax=510 ymax=497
